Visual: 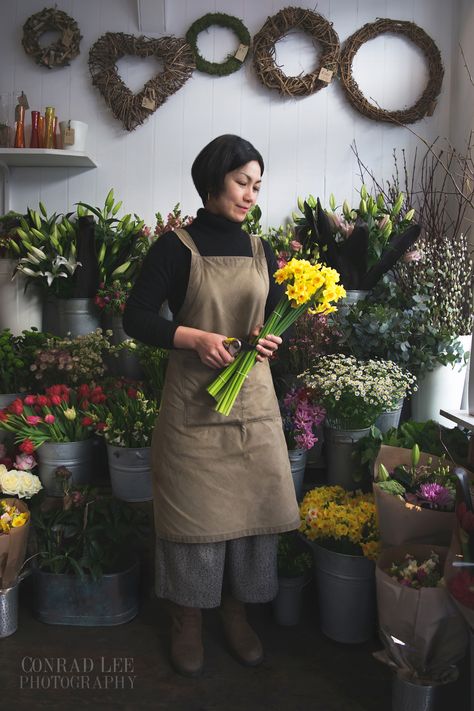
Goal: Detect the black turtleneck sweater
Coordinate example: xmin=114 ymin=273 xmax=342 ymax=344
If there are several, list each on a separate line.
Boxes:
xmin=122 ymin=208 xmax=285 ymax=349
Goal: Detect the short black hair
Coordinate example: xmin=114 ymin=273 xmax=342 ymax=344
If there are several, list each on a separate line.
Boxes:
xmin=191 ymin=134 xmax=264 ymax=205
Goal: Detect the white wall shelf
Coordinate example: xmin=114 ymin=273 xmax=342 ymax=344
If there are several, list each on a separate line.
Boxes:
xmin=0 ymin=148 xmax=97 ymax=168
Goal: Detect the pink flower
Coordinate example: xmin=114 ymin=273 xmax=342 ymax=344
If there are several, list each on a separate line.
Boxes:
xmin=26 ymin=415 xmax=42 ymax=426
xmin=44 ymin=414 xmax=55 ymax=424
xmin=14 ymin=453 xmax=36 ymax=470
xmin=24 ymin=395 xmax=37 ymax=406
xmin=290 ymin=240 xmax=302 ymax=252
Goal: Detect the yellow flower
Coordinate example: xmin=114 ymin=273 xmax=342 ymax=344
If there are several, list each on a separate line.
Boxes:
xmin=64 ymin=407 xmax=77 ymax=420
xmin=12 ymin=512 xmax=28 ymax=527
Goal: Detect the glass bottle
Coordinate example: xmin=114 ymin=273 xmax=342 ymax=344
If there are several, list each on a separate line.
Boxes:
xmin=43 ymin=106 xmax=55 ymax=149
xmin=14 ymin=104 xmax=25 ymax=148
xmin=38 ymin=114 xmax=44 ymax=148
xmin=53 ymin=116 xmax=61 ymax=148
xmin=29 ymin=110 xmax=40 ymax=148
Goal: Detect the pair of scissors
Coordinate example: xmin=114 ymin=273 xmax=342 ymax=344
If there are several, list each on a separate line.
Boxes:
xmin=222 ymin=337 xmax=257 ymax=357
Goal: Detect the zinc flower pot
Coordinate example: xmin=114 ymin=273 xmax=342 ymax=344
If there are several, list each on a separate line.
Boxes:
xmin=32 ymin=558 xmax=140 ymax=626
xmin=0 ymin=579 xmax=19 ymax=638
xmin=272 ymin=574 xmax=307 ymax=626
xmin=56 ymin=297 xmax=100 ymax=337
xmin=309 ymin=541 xmax=376 ymax=644
xmin=106 ymin=444 xmax=152 ymax=502
xmin=102 ymin=312 xmax=143 ymax=379
xmin=324 ymin=425 xmax=371 ymax=491
xmin=391 ymin=671 xmax=457 ymax=711
xmin=37 ymin=439 xmax=95 ymax=497
xmin=374 ymin=399 xmax=404 ymax=434
xmin=288 ymin=449 xmax=307 ymax=501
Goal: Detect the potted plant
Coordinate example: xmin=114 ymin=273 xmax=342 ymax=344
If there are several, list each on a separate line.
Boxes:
xmin=272 ymin=531 xmax=312 ymax=626
xmin=87 ymin=382 xmax=159 ymax=502
xmin=373 ymin=444 xmax=458 ymax=547
xmin=299 ymin=485 xmax=379 ymax=643
xmin=29 ymin=482 xmax=146 ymax=626
xmin=292 ymin=186 xmax=420 ymax=291
xmin=0 ymin=384 xmax=105 ymax=496
xmin=376 ymin=544 xmax=468 ymax=708
xmin=278 ymin=386 xmax=325 ymax=500
xmin=302 ymin=354 xmax=417 ymax=489
xmin=0 ymin=211 xmax=42 ymax=333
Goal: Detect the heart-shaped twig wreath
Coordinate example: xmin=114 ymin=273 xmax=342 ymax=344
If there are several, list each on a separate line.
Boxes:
xmin=88 ymin=33 xmax=195 ymax=132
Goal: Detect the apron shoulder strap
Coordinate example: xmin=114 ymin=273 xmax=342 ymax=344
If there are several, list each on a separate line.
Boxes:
xmin=249 ymin=233 xmax=265 ymax=259
xmin=173 ymin=228 xmax=200 ymax=255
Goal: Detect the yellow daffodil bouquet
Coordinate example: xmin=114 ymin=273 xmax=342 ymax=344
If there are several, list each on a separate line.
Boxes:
xmin=207 ymin=258 xmax=346 ymax=416
xmin=0 ymin=497 xmax=30 ymax=589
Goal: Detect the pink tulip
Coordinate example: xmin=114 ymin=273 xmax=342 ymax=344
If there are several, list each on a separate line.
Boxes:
xmin=26 ymin=415 xmax=41 ymax=426
xmin=44 ymin=414 xmax=55 ymax=424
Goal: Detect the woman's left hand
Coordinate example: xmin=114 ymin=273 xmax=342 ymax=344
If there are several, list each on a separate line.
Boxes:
xmin=250 ymin=325 xmax=282 ymax=363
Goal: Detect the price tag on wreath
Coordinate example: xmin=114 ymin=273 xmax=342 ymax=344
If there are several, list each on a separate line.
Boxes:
xmin=234 ymin=44 xmax=249 ymax=62
xmin=63 ymin=127 xmax=75 ymax=145
xmin=141 ymin=88 xmax=156 ymax=111
xmin=318 ymin=67 xmax=333 ymax=83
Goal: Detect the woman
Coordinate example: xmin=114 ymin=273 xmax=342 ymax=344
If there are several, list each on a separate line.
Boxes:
xmin=123 ymin=134 xmax=300 ymax=677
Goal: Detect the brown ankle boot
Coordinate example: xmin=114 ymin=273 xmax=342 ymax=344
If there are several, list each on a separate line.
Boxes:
xmin=167 ymin=602 xmax=204 ymax=677
xmin=219 ymin=595 xmax=263 ymax=666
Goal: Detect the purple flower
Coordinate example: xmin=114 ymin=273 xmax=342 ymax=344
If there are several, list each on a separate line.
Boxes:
xmin=416 ymin=482 xmax=454 ymax=509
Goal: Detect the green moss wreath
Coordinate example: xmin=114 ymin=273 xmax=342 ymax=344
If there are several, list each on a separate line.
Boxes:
xmin=186 ymin=13 xmax=251 ymax=76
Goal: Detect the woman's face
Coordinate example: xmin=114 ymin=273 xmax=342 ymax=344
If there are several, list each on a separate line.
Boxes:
xmin=206 ymin=160 xmax=262 ymax=222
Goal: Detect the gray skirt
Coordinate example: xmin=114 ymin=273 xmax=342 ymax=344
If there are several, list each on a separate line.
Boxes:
xmin=155 ymin=534 xmax=279 ymax=608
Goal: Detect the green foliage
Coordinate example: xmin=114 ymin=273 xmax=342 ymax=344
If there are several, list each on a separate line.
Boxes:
xmin=378 ymin=479 xmax=406 ymax=497
xmin=0 ymin=328 xmax=49 ymax=393
xmin=31 ymin=487 xmax=148 ymax=579
xmin=77 ymin=189 xmax=147 ymax=285
xmin=277 ymin=532 xmax=312 ymax=578
xmin=332 ymin=276 xmax=465 ymax=376
xmin=242 ymin=204 xmax=263 ymax=237
xmin=0 ymin=211 xmax=23 ymax=258
xmin=357 ymin=419 xmax=471 ymax=470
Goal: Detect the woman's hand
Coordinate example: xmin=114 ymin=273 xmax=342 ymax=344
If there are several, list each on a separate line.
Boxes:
xmin=250 ymin=325 xmax=282 ymax=363
xmin=173 ymin=326 xmax=234 ymax=369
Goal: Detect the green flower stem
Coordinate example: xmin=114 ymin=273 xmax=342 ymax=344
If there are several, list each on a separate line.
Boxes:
xmin=208 ymin=297 xmax=316 ymax=415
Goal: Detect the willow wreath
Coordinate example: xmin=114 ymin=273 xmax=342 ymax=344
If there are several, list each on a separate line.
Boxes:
xmin=339 ymin=19 xmax=444 ymax=124
xmin=186 ymin=13 xmax=251 ymax=76
xmin=252 ymin=7 xmax=340 ymax=97
xmin=22 ymin=7 xmax=82 ymax=69
xmin=88 ymin=33 xmax=195 ymax=132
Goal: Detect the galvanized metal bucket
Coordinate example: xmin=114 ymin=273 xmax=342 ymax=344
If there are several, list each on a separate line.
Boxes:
xmin=33 ymin=558 xmax=140 ymax=626
xmin=106 ymin=444 xmax=153 ymax=502
xmin=102 ymin=313 xmax=143 ymax=380
xmin=272 ymin=574 xmax=308 ymax=626
xmin=57 ymin=297 xmax=100 ymax=337
xmin=37 ymin=439 xmax=95 ymax=497
xmin=0 ymin=580 xmax=19 ymax=638
xmin=288 ymin=449 xmax=307 ymax=501
xmin=324 ymin=425 xmax=371 ymax=490
xmin=310 ymin=542 xmax=376 ymax=643
xmin=392 ymin=672 xmax=455 ymax=711
xmin=374 ymin=400 xmax=404 ymax=434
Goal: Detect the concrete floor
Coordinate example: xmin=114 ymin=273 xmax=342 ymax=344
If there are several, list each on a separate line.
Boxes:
xmin=1 ymin=461 xmax=471 ymax=711
xmin=1 ymin=573 xmax=471 ymax=711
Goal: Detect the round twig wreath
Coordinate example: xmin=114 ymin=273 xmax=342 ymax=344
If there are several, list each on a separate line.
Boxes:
xmin=22 ymin=7 xmax=82 ymax=69
xmin=339 ymin=19 xmax=444 ymax=124
xmin=186 ymin=13 xmax=251 ymax=76
xmin=88 ymin=33 xmax=195 ymax=132
xmin=252 ymin=7 xmax=340 ymax=97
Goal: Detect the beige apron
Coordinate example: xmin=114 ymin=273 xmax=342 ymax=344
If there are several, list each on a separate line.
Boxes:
xmin=151 ymin=227 xmax=300 ymax=543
